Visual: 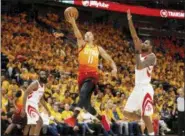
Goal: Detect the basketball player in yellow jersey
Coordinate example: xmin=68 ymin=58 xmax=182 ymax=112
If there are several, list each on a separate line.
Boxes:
xmin=67 ymin=17 xmax=117 ymax=115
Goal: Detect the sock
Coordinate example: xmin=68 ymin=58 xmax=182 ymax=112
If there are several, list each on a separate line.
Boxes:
xmin=148 ymin=132 xmax=155 ymax=135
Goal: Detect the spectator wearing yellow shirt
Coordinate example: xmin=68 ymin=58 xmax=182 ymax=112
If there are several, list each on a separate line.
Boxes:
xmin=61 ymin=104 xmax=73 ymax=120
xmin=156 ymin=99 xmax=164 ymax=112
xmin=7 ymin=79 xmax=19 ymax=98
xmin=113 ymin=92 xmax=121 ymax=103
xmin=53 ymin=88 xmax=62 ymax=102
xmin=48 ymin=103 xmax=63 ymax=136
xmin=2 ymin=88 xmax=9 ymax=113
xmin=93 ymin=91 xmax=103 ymax=113
xmin=102 ymin=87 xmax=114 ymax=103
xmin=112 ymin=104 xmax=129 ymax=135
xmin=62 ymin=91 xmax=73 ymax=105
xmin=44 ymin=84 xmax=52 ymax=99
xmin=51 ymin=79 xmax=60 ymax=90
xmin=29 ymin=68 xmax=38 ymax=80
xmin=104 ymin=103 xmax=120 ymax=134
xmin=20 ymin=68 xmax=29 ymax=81
xmin=46 ymin=97 xmax=55 ymax=114
xmin=2 ymin=75 xmax=10 ymax=91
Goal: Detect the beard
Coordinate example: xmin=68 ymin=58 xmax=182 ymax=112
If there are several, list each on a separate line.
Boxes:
xmin=141 ymin=47 xmax=149 ymax=53
xmin=40 ymin=77 xmax=47 ymax=84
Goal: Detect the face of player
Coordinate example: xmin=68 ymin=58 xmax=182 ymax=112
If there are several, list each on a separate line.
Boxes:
xmin=39 ymin=71 xmax=47 ymax=84
xmin=84 ymin=31 xmax=94 ymax=42
xmin=141 ymin=40 xmax=152 ymax=53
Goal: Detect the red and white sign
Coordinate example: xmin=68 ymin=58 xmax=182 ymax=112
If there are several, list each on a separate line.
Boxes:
xmin=160 ymin=9 xmax=185 ymax=18
xmin=73 ymin=0 xmax=184 ymax=19
xmin=82 ymin=0 xmax=109 ymax=8
xmin=168 ymin=11 xmax=184 ymax=18
xmin=160 ymin=10 xmax=168 ymax=18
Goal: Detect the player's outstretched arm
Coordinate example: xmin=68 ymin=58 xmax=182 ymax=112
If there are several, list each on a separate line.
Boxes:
xmin=40 ymin=97 xmax=51 ymax=116
xmin=21 ymin=81 xmax=38 ymax=116
xmin=13 ymin=91 xmax=22 ymax=111
xmin=127 ymin=9 xmax=142 ymax=51
xmin=13 ymin=97 xmax=18 ymax=111
xmin=135 ymin=53 xmax=156 ymax=69
xmin=98 ymin=46 xmax=117 ymax=78
xmin=68 ymin=17 xmax=85 ymax=48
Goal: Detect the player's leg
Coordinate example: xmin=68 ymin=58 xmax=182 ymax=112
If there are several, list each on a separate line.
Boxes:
xmin=4 ymin=123 xmax=16 ymax=135
xmin=23 ymin=125 xmax=31 ymax=136
xmin=142 ymin=116 xmax=154 ymax=135
xmin=142 ymin=86 xmax=154 ymax=135
xmin=33 ymin=117 xmax=43 ymax=136
xmin=138 ymin=120 xmax=146 ymax=135
xmin=123 ymin=110 xmax=141 ymax=121
xmin=123 ymin=87 xmax=142 ymax=121
xmin=29 ymin=125 xmax=36 ymax=136
xmin=26 ymin=103 xmax=41 ymax=136
xmin=78 ymin=78 xmax=96 ymax=114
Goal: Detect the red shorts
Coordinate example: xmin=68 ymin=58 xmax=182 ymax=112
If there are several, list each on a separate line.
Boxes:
xmin=12 ymin=111 xmax=27 ymax=125
xmin=78 ymin=71 xmax=99 ymax=88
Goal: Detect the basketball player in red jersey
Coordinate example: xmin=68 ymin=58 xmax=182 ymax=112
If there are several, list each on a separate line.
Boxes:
xmin=123 ymin=10 xmax=157 ymax=136
xmin=67 ymin=17 xmax=117 ymax=115
xmin=21 ymin=71 xmax=51 ymax=136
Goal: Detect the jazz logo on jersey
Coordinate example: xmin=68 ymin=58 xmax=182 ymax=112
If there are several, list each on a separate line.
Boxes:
xmin=84 ymin=48 xmax=98 ymax=56
xmin=83 ymin=48 xmax=98 ymax=64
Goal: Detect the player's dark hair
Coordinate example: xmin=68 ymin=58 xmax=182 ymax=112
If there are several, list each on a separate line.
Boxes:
xmin=15 ymin=90 xmax=22 ymax=98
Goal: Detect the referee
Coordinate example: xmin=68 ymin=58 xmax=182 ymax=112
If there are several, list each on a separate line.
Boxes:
xmin=173 ymin=87 xmax=184 ymax=136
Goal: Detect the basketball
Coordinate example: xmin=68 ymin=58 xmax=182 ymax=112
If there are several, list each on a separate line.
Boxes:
xmin=64 ymin=7 xmax=79 ymax=21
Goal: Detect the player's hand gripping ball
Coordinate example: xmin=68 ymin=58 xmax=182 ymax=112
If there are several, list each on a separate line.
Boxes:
xmin=64 ymin=7 xmax=79 ymax=22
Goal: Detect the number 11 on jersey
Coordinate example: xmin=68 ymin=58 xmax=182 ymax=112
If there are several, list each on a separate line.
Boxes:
xmin=88 ymin=55 xmax=94 ymax=64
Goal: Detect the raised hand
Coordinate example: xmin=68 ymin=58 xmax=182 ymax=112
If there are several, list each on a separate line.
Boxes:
xmin=111 ymin=69 xmax=117 ymax=79
xmin=127 ymin=9 xmax=132 ymax=21
xmin=66 ymin=16 xmax=76 ymax=25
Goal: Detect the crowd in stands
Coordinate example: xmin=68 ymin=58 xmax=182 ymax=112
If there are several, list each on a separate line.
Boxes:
xmin=1 ymin=11 xmax=184 ymax=136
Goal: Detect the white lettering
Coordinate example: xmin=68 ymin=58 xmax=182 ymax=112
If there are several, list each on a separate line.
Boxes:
xmin=89 ymin=1 xmax=109 ymax=8
xmin=168 ymin=11 xmax=184 ymax=18
xmin=84 ymin=49 xmax=98 ymax=56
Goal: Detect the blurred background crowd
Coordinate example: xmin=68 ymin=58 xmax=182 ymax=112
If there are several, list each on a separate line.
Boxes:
xmin=1 ymin=0 xmax=184 ymax=136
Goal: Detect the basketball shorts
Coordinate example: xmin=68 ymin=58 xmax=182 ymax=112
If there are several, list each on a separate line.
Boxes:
xmin=25 ymin=101 xmax=40 ymax=125
xmin=124 ymin=84 xmax=154 ymax=116
xmin=78 ymin=71 xmax=98 ymax=88
xmin=12 ymin=110 xmax=27 ymax=125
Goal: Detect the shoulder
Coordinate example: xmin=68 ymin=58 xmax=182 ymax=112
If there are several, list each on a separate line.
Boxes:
xmin=78 ymin=43 xmax=87 ymax=53
xmin=148 ymin=53 xmax=156 ymax=59
xmin=28 ymin=80 xmax=39 ymax=90
xmin=97 ymin=46 xmax=102 ymax=50
xmin=32 ymin=80 xmax=39 ymax=85
xmin=97 ymin=46 xmax=105 ymax=53
xmin=147 ymin=53 xmax=157 ymax=64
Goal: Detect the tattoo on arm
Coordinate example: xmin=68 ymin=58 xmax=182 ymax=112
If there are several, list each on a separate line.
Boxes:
xmin=136 ymin=54 xmax=156 ymax=69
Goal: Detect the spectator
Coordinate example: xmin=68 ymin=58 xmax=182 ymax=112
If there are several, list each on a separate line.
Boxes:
xmin=173 ymin=87 xmax=184 ymax=136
